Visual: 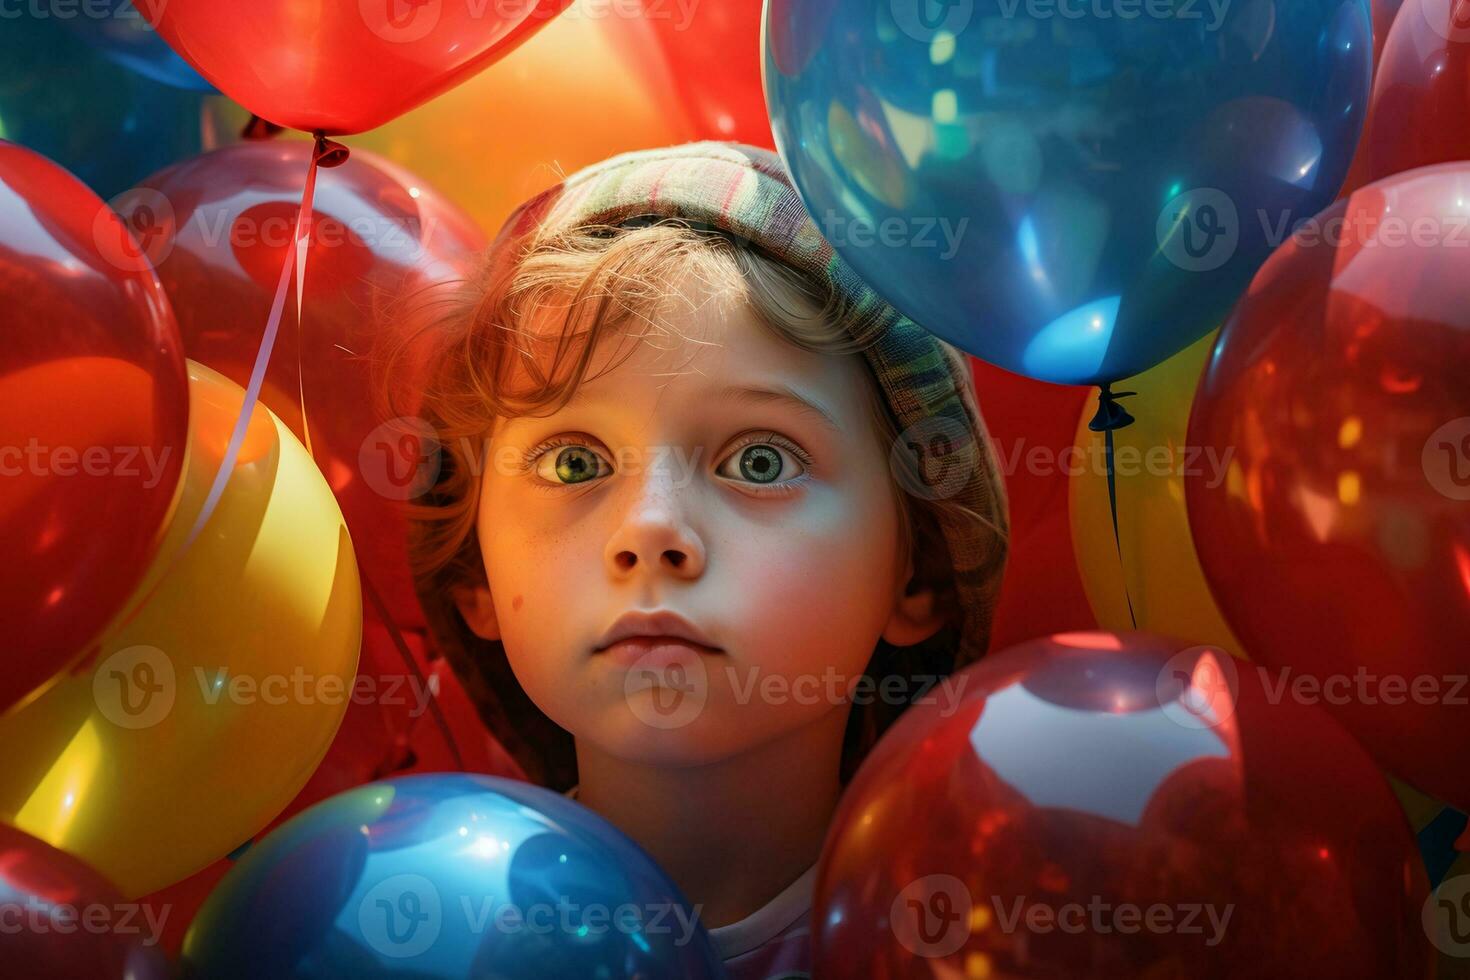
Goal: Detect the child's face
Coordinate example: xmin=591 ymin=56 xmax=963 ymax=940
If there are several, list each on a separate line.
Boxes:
xmin=458 ymin=276 xmax=943 ymax=767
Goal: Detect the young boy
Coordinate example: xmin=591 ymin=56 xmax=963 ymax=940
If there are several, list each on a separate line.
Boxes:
xmin=400 ymin=142 xmax=1008 ymax=978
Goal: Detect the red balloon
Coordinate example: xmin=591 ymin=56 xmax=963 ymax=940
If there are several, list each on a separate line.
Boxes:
xmin=0 ymin=822 xmax=171 ymax=977
xmin=614 ymin=0 xmax=773 ymax=146
xmin=1338 ymin=0 xmax=1407 ymax=195
xmin=0 ymin=142 xmax=188 ymax=712
xmin=135 ymin=858 xmax=233 ymax=959
xmin=1188 ymin=163 xmax=1470 ymax=810
xmin=815 ymin=632 xmax=1431 ymax=978
xmin=1343 ymin=0 xmax=1469 ymax=194
xmin=116 ymin=141 xmax=486 ymax=636
xmin=272 ymin=624 xmax=525 ymax=828
xmin=969 ymin=358 xmax=1098 ymax=650
xmin=147 ymin=0 xmax=572 ymax=134
xmin=1374 ymin=0 xmax=1408 ymax=65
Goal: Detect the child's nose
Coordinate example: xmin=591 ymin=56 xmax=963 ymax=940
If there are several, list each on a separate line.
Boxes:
xmin=604 ymin=491 xmax=707 ymax=581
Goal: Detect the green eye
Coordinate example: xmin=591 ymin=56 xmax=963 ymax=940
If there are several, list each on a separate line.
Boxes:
xmin=739 ymin=445 xmax=783 ymax=483
xmin=535 ymin=445 xmax=607 ymax=485
xmin=717 ymin=440 xmax=806 ymax=486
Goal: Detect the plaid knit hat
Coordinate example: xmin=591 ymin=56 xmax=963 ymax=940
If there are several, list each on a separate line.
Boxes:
xmin=488 ymin=141 xmax=1009 ymax=666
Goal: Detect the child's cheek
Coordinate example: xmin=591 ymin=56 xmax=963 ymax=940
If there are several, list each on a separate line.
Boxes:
xmin=476 ymin=509 xmax=596 ymax=721
xmin=712 ymin=484 xmax=901 ymax=687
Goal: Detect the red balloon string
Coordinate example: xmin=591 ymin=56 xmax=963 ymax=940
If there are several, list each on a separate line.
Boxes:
xmin=292 ymin=135 xmax=348 ymax=462
xmin=263 ymin=135 xmax=458 ymax=778
xmin=359 ymin=568 xmax=466 ymax=773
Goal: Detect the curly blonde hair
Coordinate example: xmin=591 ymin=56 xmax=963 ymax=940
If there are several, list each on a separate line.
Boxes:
xmin=386 ymin=219 xmax=970 ymax=789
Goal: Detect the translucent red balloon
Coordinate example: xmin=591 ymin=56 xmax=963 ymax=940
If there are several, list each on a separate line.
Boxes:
xmin=0 ymin=822 xmax=170 ymax=978
xmin=0 ymin=141 xmax=188 ymax=711
xmin=1188 ymin=163 xmax=1470 ymax=810
xmin=147 ymin=0 xmax=572 ymax=134
xmin=1345 ymin=0 xmax=1470 ymax=193
xmin=116 ymin=140 xmax=487 ymax=637
xmin=814 ymin=632 xmax=1431 ymax=978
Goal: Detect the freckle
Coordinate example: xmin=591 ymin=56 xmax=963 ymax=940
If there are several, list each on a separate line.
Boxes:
xmin=512 ymin=595 xmax=524 ymax=612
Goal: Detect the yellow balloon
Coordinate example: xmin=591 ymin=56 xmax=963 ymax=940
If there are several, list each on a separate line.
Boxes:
xmin=292 ymin=1 xmax=691 ymax=236
xmin=0 ymin=361 xmax=362 ymax=897
xmin=1069 ymin=332 xmax=1245 ymax=655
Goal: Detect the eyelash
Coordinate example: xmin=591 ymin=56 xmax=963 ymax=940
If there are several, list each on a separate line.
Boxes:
xmin=519 ymin=431 xmax=814 ymax=496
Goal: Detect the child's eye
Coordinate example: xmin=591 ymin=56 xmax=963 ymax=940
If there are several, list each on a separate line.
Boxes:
xmin=529 ymin=441 xmax=612 ymax=486
xmin=715 ymin=435 xmax=810 ymax=487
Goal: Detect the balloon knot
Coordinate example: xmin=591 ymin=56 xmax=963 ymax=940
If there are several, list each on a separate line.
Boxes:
xmin=314 ymin=133 xmax=350 ymax=169
xmin=1089 ymin=384 xmax=1138 ymax=432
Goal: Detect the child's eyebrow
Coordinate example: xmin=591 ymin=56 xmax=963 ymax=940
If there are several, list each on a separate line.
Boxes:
xmin=719 ymin=383 xmax=841 ymax=434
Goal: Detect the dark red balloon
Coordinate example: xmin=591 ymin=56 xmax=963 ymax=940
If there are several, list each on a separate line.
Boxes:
xmin=0 ymin=142 xmax=188 ymax=711
xmin=117 ymin=141 xmax=486 ymax=637
xmin=147 ymin=0 xmax=572 ymax=134
xmin=0 ymin=822 xmax=171 ymax=978
xmin=969 ymin=358 xmax=1098 ymax=650
xmin=815 ymin=632 xmax=1432 ymax=978
xmin=1188 ymin=163 xmax=1470 ymax=810
xmin=1344 ymin=0 xmax=1469 ymax=194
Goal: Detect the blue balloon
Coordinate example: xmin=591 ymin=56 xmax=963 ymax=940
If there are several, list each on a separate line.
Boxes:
xmin=60 ymin=0 xmax=217 ymax=92
xmin=0 ymin=11 xmax=229 ymax=199
xmin=180 ymin=774 xmax=726 ymax=980
xmin=764 ymin=0 xmax=1372 ymax=385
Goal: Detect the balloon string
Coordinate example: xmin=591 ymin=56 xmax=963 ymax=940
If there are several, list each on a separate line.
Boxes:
xmin=86 ymin=134 xmax=346 ymax=655
xmin=1089 ymin=383 xmax=1139 ymax=630
xmin=359 ymin=569 xmax=467 ymax=773
xmin=176 ymin=135 xmax=343 ymax=554
xmin=294 ymin=217 xmax=315 ymax=461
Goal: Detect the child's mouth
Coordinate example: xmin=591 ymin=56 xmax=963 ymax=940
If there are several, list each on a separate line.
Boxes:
xmin=594 ymin=636 xmax=724 ymax=670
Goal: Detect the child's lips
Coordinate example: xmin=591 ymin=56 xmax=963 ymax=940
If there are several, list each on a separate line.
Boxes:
xmin=594 ymin=636 xmax=723 ymax=669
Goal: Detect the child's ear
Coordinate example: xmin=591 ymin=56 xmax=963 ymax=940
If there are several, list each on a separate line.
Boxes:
xmin=452 ymin=583 xmax=501 ymax=641
xmin=881 ymin=557 xmax=947 ymax=647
